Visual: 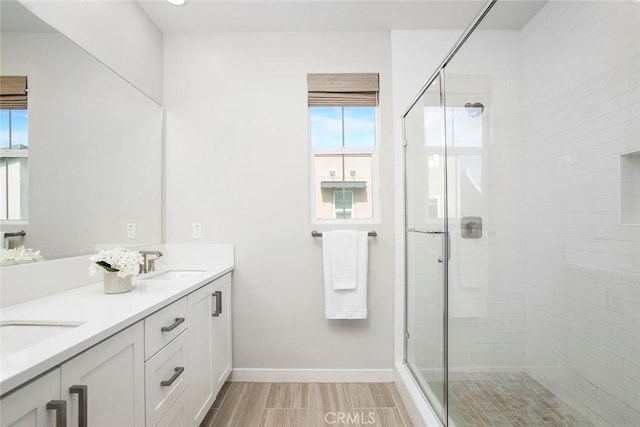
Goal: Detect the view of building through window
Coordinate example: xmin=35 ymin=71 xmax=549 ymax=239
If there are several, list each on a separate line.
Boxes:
xmin=310 ymin=106 xmax=376 ymax=220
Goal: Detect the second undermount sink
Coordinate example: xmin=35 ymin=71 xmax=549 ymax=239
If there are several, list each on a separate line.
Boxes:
xmin=0 ymin=321 xmax=84 ymax=358
xmin=147 ymin=270 xmax=207 ymax=281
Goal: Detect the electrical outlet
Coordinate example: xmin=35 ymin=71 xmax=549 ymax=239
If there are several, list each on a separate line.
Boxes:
xmin=192 ymin=223 xmax=202 ymax=239
xmin=127 ymin=223 xmax=136 ymax=239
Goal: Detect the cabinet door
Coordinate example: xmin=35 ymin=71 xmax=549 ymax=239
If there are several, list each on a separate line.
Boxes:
xmin=61 ymin=322 xmax=144 ymax=427
xmin=0 ymin=369 xmax=61 ymax=427
xmin=186 ymin=282 xmax=215 ymax=425
xmin=212 ymin=274 xmax=232 ymax=395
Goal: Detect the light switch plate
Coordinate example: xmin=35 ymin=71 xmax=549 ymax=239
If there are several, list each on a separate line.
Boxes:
xmin=192 ymin=223 xmax=202 ymax=239
xmin=127 ymin=223 xmax=136 ymax=239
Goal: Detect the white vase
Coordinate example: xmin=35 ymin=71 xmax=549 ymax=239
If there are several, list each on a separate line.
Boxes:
xmin=103 ymin=272 xmax=133 ymax=294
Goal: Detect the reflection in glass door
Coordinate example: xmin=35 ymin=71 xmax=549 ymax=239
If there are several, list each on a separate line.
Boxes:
xmin=404 ymin=73 xmax=448 ymax=424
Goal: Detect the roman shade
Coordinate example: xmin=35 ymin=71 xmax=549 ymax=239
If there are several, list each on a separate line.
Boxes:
xmin=307 ymin=73 xmax=379 ymax=106
xmin=0 ymin=76 xmax=28 ymax=109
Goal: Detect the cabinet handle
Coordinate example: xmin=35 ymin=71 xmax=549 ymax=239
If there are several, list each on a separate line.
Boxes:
xmin=161 ymin=317 xmax=185 ymax=332
xmin=161 ymin=367 xmax=185 ymax=387
xmin=69 ymin=385 xmax=88 ymax=427
xmin=212 ymin=291 xmax=222 ymax=317
xmin=46 ymin=400 xmax=67 ymax=427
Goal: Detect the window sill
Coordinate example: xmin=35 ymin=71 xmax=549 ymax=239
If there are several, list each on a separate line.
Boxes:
xmin=1 ymin=220 xmax=28 ymax=226
xmin=312 ymin=218 xmax=381 ymax=226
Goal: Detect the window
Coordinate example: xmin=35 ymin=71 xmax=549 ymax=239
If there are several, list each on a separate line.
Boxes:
xmin=0 ymin=76 xmax=29 ymax=221
xmin=308 ymin=73 xmax=378 ymax=221
xmin=334 ymin=190 xmax=353 ymax=219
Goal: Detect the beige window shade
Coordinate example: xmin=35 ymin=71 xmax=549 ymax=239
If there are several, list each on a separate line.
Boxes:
xmin=0 ymin=76 xmax=28 ymax=109
xmin=308 ymin=73 xmax=379 ymax=106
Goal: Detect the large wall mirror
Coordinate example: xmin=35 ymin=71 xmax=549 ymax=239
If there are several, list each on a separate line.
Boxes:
xmin=0 ymin=0 xmax=162 ymax=261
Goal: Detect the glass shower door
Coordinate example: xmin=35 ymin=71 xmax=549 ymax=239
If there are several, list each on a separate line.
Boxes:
xmin=404 ymin=74 xmax=448 ymax=424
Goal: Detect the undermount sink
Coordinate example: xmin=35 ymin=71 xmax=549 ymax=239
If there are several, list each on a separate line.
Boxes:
xmin=0 ymin=321 xmax=84 ymax=358
xmin=147 ymin=270 xmax=206 ymax=281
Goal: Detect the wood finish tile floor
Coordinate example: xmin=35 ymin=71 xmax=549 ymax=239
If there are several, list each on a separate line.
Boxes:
xmin=201 ymin=382 xmax=414 ymax=427
xmin=448 ymin=373 xmax=595 ymax=427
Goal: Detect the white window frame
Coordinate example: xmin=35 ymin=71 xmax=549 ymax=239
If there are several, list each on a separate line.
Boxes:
xmin=309 ymin=108 xmax=380 ymax=225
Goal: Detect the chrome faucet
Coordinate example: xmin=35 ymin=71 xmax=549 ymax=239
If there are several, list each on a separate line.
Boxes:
xmin=140 ymin=250 xmax=163 ymax=274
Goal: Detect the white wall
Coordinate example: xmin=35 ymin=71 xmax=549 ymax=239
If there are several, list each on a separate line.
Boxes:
xmin=0 ymin=33 xmax=162 ymax=259
xmin=522 ymin=1 xmax=640 ymax=425
xmin=20 ymin=0 xmax=163 ymax=104
xmin=164 ymin=32 xmax=396 ymax=376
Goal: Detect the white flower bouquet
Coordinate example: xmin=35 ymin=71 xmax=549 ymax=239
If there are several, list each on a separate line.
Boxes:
xmin=0 ymin=246 xmax=43 ymax=266
xmin=89 ymin=247 xmax=143 ymax=278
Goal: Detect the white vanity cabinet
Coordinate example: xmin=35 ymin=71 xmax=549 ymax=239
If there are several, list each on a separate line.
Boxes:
xmin=0 ymin=369 xmax=62 ymax=427
xmin=186 ymin=272 xmax=232 ymax=426
xmin=1 ymin=323 xmax=144 ymax=427
xmin=60 ymin=322 xmax=145 ymax=427
xmin=0 ymin=269 xmax=233 ymax=427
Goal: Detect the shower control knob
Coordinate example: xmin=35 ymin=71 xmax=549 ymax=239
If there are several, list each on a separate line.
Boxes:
xmin=437 ymin=258 xmax=444 ymax=263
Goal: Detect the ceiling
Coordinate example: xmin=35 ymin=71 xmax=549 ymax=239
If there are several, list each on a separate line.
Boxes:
xmin=0 ymin=0 xmax=56 ymax=33
xmin=136 ymin=0 xmax=548 ymax=34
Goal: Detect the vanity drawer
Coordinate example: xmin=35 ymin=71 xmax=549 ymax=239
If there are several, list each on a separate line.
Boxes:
xmin=156 ymin=387 xmax=189 ymax=427
xmin=145 ymin=298 xmax=188 ymax=360
xmin=145 ymin=331 xmax=188 ymax=427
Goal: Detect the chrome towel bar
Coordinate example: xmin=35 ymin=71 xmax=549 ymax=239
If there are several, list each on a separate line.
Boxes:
xmin=4 ymin=230 xmax=26 ymax=238
xmin=311 ymin=230 xmax=377 ymax=237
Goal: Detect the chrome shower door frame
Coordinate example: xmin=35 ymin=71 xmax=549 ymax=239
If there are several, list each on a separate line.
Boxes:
xmin=401 ymin=1 xmax=498 ymax=426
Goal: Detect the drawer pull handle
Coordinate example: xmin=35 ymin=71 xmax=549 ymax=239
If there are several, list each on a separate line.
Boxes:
xmin=69 ymin=385 xmax=88 ymax=427
xmin=161 ymin=317 xmax=185 ymax=332
xmin=161 ymin=367 xmax=185 ymax=387
xmin=46 ymin=400 xmax=67 ymax=427
xmin=212 ymin=291 xmax=222 ymax=317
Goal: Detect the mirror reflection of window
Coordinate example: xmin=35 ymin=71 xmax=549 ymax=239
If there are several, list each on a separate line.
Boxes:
xmin=0 ymin=76 xmax=29 ymax=221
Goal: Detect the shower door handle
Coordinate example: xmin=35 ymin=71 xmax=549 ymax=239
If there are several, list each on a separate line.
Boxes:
xmin=426 ymin=231 xmax=450 ymax=262
xmin=406 ymin=229 xmax=449 ymax=261
xmin=406 ymin=228 xmax=444 ymax=234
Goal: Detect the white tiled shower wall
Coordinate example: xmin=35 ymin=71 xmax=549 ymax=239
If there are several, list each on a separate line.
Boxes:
xmin=444 ymin=31 xmax=527 ymax=370
xmin=522 ymin=2 xmax=640 ymax=426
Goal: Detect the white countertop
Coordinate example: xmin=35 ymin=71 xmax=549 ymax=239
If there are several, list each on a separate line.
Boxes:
xmin=0 ymin=263 xmax=233 ymax=395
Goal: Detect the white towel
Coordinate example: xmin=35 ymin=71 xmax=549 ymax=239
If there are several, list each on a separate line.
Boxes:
xmin=329 ymin=230 xmax=358 ymax=290
xmin=323 ymin=231 xmax=368 ymax=319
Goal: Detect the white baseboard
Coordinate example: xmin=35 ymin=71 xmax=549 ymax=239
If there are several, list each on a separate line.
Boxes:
xmin=230 ymin=368 xmax=395 ymax=383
